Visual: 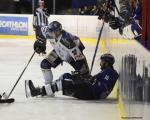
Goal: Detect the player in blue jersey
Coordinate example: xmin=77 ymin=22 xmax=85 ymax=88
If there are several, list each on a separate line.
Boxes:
xmin=130 ymin=0 xmax=142 ymax=40
xmin=26 ymin=53 xmax=119 ymax=100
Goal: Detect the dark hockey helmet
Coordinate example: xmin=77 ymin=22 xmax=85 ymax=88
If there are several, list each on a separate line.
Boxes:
xmin=48 ymin=21 xmax=62 ymax=32
xmin=100 ymin=53 xmax=115 ymax=65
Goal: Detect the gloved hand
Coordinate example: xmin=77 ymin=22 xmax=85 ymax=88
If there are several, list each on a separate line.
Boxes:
xmin=98 ymin=10 xmax=105 ymax=20
xmin=34 ymin=37 xmax=46 ymax=54
xmin=109 ymin=16 xmax=123 ymax=30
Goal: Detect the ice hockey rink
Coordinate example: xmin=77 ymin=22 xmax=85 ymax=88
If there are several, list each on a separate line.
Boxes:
xmin=0 ymin=37 xmax=121 ymax=120
xmin=0 ymin=0 xmax=149 ymax=119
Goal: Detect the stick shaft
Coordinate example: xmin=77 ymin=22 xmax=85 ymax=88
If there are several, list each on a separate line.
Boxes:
xmin=7 ymin=51 xmax=36 ymax=98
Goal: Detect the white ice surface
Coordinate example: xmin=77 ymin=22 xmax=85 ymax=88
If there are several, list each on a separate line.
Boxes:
xmin=0 ymin=39 xmax=121 ymax=120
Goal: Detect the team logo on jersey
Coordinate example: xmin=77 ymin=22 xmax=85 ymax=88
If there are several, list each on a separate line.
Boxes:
xmin=104 ymin=75 xmax=109 ymax=81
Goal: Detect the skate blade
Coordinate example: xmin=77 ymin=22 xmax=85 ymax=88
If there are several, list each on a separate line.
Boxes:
xmin=25 ymin=80 xmax=31 ymax=98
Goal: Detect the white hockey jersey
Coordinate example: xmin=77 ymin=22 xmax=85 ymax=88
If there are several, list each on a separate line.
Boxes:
xmin=42 ymin=29 xmax=85 ymax=62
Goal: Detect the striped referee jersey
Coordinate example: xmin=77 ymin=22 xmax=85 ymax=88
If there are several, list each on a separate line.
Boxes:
xmin=33 ymin=8 xmax=50 ymax=27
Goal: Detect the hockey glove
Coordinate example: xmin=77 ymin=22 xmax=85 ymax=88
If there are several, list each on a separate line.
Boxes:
xmin=98 ymin=10 xmax=105 ymax=20
xmin=109 ymin=16 xmax=123 ymax=30
xmin=34 ymin=37 xmax=46 ymax=54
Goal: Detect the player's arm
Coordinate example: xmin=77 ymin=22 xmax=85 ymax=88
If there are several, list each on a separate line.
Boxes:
xmin=34 ymin=29 xmax=47 ymax=54
xmin=43 ymin=8 xmax=50 ymax=17
xmin=32 ymin=10 xmax=37 ymax=31
xmin=73 ymin=36 xmax=85 ymax=52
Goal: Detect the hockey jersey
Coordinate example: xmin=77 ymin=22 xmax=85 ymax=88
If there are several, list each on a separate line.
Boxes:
xmin=93 ymin=67 xmax=119 ymax=99
xmin=41 ymin=29 xmax=85 ymax=62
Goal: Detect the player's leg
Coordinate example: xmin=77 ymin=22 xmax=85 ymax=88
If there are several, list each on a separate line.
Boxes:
xmin=41 ymin=50 xmax=62 ymax=85
xmin=25 ymin=73 xmax=72 ymax=97
xmin=69 ymin=57 xmax=90 ymax=75
xmin=47 ymin=73 xmax=98 ymax=100
xmin=26 ymin=73 xmax=98 ymax=100
xmin=41 ymin=50 xmax=62 ymax=96
xmin=26 ymin=50 xmax=62 ymax=97
xmin=43 ymin=73 xmax=76 ymax=97
xmin=73 ymin=83 xmax=98 ymax=100
xmin=56 ymin=75 xmax=98 ymax=100
xmin=25 ymin=80 xmax=47 ymax=97
xmin=40 ymin=73 xmax=74 ymax=96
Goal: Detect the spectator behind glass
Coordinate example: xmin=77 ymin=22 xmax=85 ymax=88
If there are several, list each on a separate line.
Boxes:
xmin=82 ymin=6 xmax=91 ymax=15
xmin=90 ymin=5 xmax=98 ymax=15
xmin=78 ymin=8 xmax=82 ymax=15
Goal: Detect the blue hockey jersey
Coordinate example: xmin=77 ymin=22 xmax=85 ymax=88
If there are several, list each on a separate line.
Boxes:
xmin=92 ymin=67 xmax=119 ymax=99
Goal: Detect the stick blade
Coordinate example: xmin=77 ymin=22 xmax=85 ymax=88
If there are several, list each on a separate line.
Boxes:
xmin=0 ymin=98 xmax=15 ymax=103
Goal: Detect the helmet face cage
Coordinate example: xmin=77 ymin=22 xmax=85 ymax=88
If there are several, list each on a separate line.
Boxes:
xmin=100 ymin=53 xmax=115 ymax=65
xmin=41 ymin=26 xmax=53 ymax=39
xmin=48 ymin=21 xmax=62 ymax=33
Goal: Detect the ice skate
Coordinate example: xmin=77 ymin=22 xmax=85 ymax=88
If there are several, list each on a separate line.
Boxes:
xmin=25 ymin=80 xmax=46 ymax=98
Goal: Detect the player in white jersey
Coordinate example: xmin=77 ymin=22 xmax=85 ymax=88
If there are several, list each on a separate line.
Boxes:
xmin=31 ymin=21 xmax=89 ymax=97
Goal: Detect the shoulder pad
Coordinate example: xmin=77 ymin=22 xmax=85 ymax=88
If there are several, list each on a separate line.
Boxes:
xmin=62 ymin=30 xmax=79 ymax=41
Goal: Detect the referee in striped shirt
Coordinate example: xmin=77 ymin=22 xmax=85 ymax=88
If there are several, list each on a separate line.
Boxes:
xmin=33 ymin=0 xmax=50 ymax=38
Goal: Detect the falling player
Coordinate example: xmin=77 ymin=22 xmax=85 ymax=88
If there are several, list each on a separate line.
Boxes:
xmin=26 ymin=53 xmax=119 ymax=100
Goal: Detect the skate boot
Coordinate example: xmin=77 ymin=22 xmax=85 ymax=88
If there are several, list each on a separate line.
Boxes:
xmin=25 ymin=80 xmax=46 ymax=98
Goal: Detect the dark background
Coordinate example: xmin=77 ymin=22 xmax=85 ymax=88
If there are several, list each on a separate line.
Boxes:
xmin=0 ymin=0 xmax=97 ymax=14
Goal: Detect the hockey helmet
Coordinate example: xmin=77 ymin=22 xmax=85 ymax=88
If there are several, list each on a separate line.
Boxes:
xmin=100 ymin=53 xmax=115 ymax=65
xmin=48 ymin=21 xmax=62 ymax=32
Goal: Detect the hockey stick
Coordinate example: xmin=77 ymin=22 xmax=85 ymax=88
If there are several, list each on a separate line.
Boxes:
xmin=6 ymin=51 xmax=36 ymax=98
xmin=90 ymin=21 xmax=105 ymax=74
xmin=90 ymin=0 xmax=111 ymax=74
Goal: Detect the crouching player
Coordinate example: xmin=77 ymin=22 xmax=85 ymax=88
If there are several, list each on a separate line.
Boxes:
xmin=26 ymin=53 xmax=119 ymax=100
